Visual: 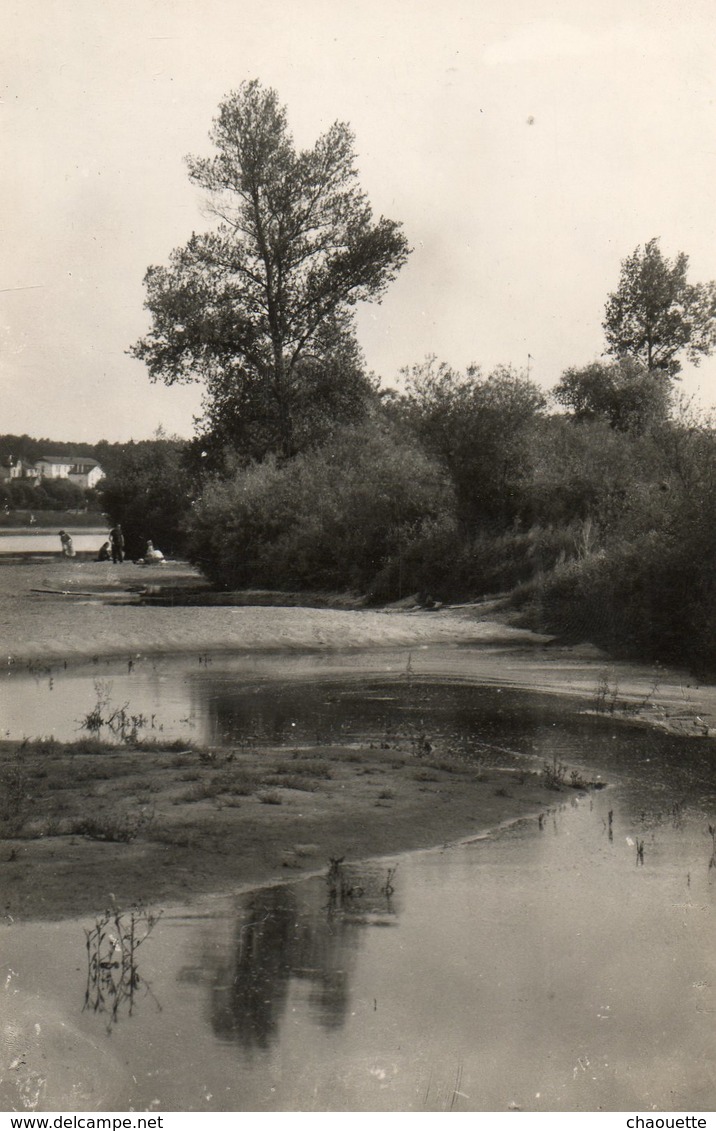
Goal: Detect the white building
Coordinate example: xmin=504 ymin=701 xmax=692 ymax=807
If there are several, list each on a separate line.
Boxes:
xmin=68 ymin=458 xmax=104 ymax=489
xmin=35 ymin=455 xmax=73 ymax=479
xmin=0 ymin=457 xmax=40 ymax=482
xmin=35 ymin=455 xmax=104 ymax=489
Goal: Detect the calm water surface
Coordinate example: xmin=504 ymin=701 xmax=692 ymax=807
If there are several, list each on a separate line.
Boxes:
xmin=0 ymin=530 xmax=106 ymax=555
xmin=2 ymin=655 xmax=716 ymax=1111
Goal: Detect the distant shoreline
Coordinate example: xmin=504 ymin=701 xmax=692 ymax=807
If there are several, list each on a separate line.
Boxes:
xmin=0 ymin=525 xmax=107 ymax=534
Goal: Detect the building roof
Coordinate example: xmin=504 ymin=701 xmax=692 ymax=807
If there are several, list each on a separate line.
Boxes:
xmin=38 ymin=455 xmax=100 ymax=468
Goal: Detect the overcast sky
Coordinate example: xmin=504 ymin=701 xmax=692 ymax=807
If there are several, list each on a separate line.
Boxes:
xmin=4 ymin=0 xmax=716 ymax=442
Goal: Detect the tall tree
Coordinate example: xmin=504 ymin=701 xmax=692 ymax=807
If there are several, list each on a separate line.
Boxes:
xmin=131 ymin=80 xmax=410 ymax=458
xmin=188 ymin=320 xmax=376 ymax=473
xmin=603 ymin=239 xmax=716 ymax=376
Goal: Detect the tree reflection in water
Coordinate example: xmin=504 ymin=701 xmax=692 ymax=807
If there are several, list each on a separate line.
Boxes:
xmin=208 ymin=868 xmax=398 ymax=1051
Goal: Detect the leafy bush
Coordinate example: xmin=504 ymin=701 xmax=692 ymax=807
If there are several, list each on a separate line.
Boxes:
xmin=525 ymin=518 xmax=716 ymax=673
xmin=37 ymin=477 xmax=87 ymax=510
xmin=3 ymin=478 xmax=94 ymax=513
xmin=526 ymin=416 xmax=666 ymax=529
xmin=186 ymin=420 xmax=455 ymax=594
xmin=7 ymin=479 xmax=39 ymax=510
xmin=392 ymin=357 xmax=546 ymax=530
xmin=372 ymin=519 xmax=582 ymax=602
xmin=507 ymin=402 xmax=716 ymax=672
xmin=553 ymin=359 xmax=672 ymax=434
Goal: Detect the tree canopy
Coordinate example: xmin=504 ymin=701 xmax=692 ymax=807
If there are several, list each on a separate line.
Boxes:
xmin=394 ymin=357 xmax=546 ymax=529
xmin=603 ymin=239 xmax=716 ymax=376
xmin=552 ymin=358 xmax=672 ymax=433
xmin=131 ymin=80 xmax=410 ymax=459
xmin=187 ymin=321 xmax=376 ymax=472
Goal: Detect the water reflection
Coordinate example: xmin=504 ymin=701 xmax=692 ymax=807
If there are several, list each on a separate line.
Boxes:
xmin=202 ymin=864 xmax=398 ymax=1051
xmin=210 ymin=885 xmax=304 ymax=1050
xmin=83 ymin=904 xmax=162 ymax=1032
xmin=1 ymin=649 xmax=603 ymax=754
xmin=196 ymin=677 xmax=582 ymax=758
xmin=4 ymin=682 xmax=716 ymax=1109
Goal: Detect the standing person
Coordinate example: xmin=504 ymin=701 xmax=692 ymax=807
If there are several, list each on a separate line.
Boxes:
xmin=58 ymin=530 xmax=75 ymax=558
xmin=109 ymin=524 xmax=125 ymax=564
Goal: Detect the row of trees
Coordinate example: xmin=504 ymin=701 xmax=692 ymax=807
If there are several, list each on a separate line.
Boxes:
xmin=0 ymin=435 xmax=150 ymax=480
xmin=106 ymin=80 xmax=716 ymax=672
xmin=0 ymin=476 xmax=97 ymax=513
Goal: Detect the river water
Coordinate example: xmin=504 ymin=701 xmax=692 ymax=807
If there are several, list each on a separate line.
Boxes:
xmin=0 ymin=530 xmax=107 ymax=555
xmin=1 ymin=656 xmax=716 ymax=1111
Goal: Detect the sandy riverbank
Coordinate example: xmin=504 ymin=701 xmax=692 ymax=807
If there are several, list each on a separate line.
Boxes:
xmin=0 ymin=559 xmax=546 ymax=661
xmin=1 ymin=558 xmax=714 ymax=921
xmin=3 ymin=558 xmax=715 ymax=731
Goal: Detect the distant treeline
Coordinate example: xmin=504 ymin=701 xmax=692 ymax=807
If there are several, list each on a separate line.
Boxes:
xmin=0 ymin=434 xmax=168 ymax=479
xmin=0 ymin=434 xmax=186 ymax=520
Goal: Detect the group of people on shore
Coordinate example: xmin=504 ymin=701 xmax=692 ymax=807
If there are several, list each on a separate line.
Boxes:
xmin=59 ymin=523 xmax=165 ymax=565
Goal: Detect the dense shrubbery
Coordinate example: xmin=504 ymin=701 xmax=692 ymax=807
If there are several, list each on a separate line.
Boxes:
xmin=3 ymin=480 xmax=36 ymax=510
xmin=78 ymin=343 xmax=715 ymax=673
xmin=526 ymin=416 xmax=664 ymax=528
xmin=175 ymin=353 xmax=716 ymax=674
xmin=517 ymin=529 xmax=711 ymax=667
xmin=35 ymin=478 xmax=88 ymax=510
xmin=184 ymin=369 xmax=624 ymax=605
xmin=393 ymin=358 xmax=546 ymax=530
xmin=513 ymin=416 xmax=716 ymax=672
xmin=186 ymin=420 xmax=453 ymax=592
xmin=192 ymin=366 xmax=716 ymax=677
xmin=552 ymin=359 xmax=672 ymax=434
xmin=0 ymin=477 xmax=95 ymax=512
xmin=370 ymin=521 xmax=585 ymax=603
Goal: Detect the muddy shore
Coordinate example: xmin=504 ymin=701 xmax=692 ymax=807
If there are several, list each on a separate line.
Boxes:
xmin=1 ymin=558 xmax=714 ymax=921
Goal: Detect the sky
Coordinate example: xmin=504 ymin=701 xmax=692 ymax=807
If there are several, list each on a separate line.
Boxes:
xmin=4 ymin=0 xmax=716 ymax=442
